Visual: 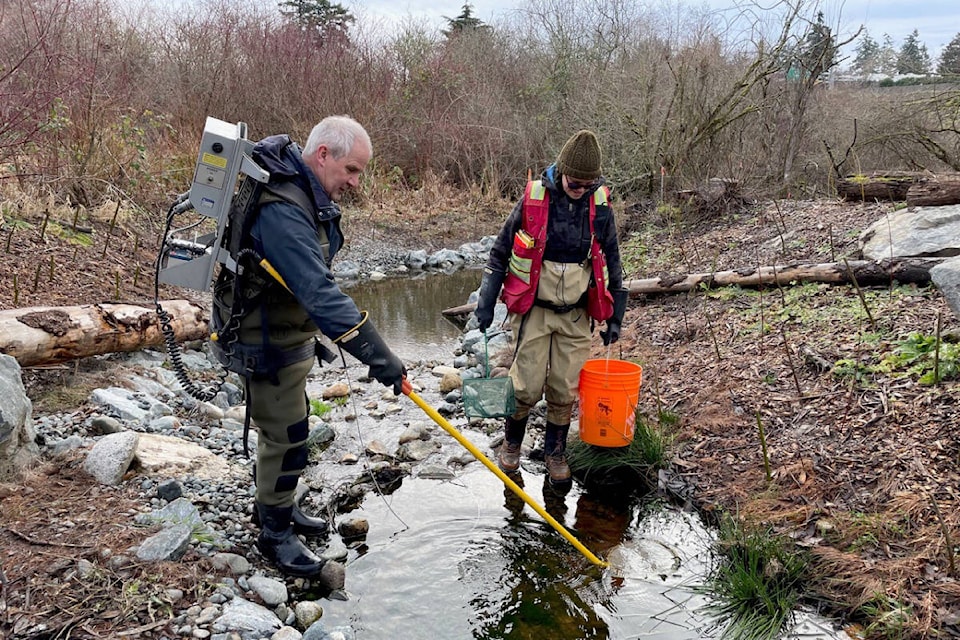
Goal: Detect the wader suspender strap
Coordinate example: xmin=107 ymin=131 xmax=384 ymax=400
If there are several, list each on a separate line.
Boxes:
xmin=238 ymin=180 xmax=322 ymax=459
xmin=259 ymin=182 xmax=331 ymax=263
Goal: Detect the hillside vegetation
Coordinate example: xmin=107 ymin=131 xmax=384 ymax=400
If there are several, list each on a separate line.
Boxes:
xmin=1 ymin=0 xmax=959 ymax=221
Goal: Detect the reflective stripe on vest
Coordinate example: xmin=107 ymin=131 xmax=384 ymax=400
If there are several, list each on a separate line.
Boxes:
xmin=500 ymin=179 xmax=612 ymax=319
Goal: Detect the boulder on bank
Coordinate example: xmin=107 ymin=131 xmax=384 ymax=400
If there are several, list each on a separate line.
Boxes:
xmin=0 ymin=354 xmax=38 ymax=481
xmin=860 ymin=204 xmax=960 ymax=261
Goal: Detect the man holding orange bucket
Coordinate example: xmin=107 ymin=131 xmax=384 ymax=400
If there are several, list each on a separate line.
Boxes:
xmin=474 ymin=129 xmax=628 ymax=485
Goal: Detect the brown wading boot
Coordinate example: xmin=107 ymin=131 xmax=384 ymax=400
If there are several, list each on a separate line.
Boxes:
xmin=544 ymin=421 xmax=572 ymax=485
xmin=545 ymin=452 xmax=571 ymax=484
xmin=498 ymin=441 xmax=522 ymax=472
xmin=497 ymin=415 xmax=528 ymax=473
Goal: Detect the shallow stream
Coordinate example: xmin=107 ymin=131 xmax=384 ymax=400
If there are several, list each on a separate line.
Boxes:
xmin=307 ymin=270 xmax=848 ymax=640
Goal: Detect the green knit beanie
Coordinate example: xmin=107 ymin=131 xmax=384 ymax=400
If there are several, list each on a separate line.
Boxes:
xmin=556 ymin=130 xmax=602 ymax=180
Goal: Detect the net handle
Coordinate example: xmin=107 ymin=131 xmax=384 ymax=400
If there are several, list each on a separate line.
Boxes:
xmin=483 ymin=330 xmax=491 ymax=378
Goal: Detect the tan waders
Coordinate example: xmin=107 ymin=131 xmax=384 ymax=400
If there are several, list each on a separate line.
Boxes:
xmin=500 ymin=261 xmax=592 ymax=484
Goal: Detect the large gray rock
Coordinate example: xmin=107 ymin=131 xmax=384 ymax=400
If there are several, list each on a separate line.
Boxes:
xmin=136 ymin=523 xmax=193 ymax=561
xmin=83 ymin=430 xmax=139 ymax=485
xmin=931 ymin=257 xmax=960 ymax=319
xmin=0 ymin=355 xmax=38 ymax=481
xmin=134 ymin=432 xmax=242 ymax=480
xmin=860 ymin=205 xmax=960 ymax=261
xmin=212 ymin=597 xmax=282 ymax=640
xmin=90 ymin=387 xmax=172 ymax=424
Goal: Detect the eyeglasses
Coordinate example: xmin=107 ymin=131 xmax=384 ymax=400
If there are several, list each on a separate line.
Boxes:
xmin=566 ymin=178 xmax=598 ymax=191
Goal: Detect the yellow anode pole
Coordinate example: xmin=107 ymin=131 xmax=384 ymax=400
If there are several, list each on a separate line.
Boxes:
xmin=402 ymin=380 xmax=608 ymax=568
xmin=247 ymin=265 xmax=607 ymax=563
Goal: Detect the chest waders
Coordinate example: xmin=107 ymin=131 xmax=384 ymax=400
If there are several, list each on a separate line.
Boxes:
xmin=497 ymin=181 xmax=611 ymax=486
xmin=210 ymin=179 xmax=336 ymax=577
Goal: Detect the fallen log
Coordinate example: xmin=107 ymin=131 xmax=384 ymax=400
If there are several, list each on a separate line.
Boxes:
xmin=623 ymin=258 xmax=937 ymax=295
xmin=440 ymin=259 xmax=940 ymax=318
xmin=906 ymin=174 xmax=960 ymax=207
xmin=836 ymin=172 xmax=923 ymax=202
xmin=0 ymin=300 xmax=208 ymax=367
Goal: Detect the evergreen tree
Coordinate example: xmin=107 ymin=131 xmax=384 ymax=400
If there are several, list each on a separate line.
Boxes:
xmin=798 ymin=11 xmax=837 ymax=80
xmin=877 ymin=34 xmax=898 ymax=75
xmin=897 ymin=29 xmax=931 ymax=74
xmin=442 ymin=3 xmax=488 ymax=37
xmin=852 ymin=31 xmax=880 ymax=76
xmin=785 ymin=11 xmax=837 ymax=82
xmin=938 ymin=32 xmax=960 ymax=75
xmin=278 ymin=0 xmax=353 ymax=36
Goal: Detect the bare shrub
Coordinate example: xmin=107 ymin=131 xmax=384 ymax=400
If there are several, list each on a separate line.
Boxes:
xmin=1 ymin=0 xmax=956 ymax=222
xmin=0 ymin=0 xmax=77 ymax=172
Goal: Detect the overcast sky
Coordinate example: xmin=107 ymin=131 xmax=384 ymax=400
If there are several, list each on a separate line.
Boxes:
xmin=343 ymin=0 xmax=959 ymax=58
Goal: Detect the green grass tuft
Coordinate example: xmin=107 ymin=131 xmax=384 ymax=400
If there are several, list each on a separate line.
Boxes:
xmin=569 ymin=409 xmax=672 ymax=489
xmin=698 ymin=517 xmax=809 ymax=640
xmin=309 ymin=398 xmax=332 ymax=418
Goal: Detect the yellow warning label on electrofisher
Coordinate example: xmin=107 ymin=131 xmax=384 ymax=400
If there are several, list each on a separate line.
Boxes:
xmin=201 ymin=153 xmax=228 ymax=169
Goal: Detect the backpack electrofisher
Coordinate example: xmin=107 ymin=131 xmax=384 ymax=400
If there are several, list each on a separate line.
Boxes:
xmin=157 ymin=117 xmax=268 ymax=292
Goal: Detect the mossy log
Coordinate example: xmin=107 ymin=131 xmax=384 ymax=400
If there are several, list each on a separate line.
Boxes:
xmin=440 ymin=259 xmax=939 ymax=319
xmin=836 ymin=172 xmax=924 ymax=201
xmin=0 ymin=300 xmax=208 ymax=367
xmin=622 ymin=258 xmax=936 ymax=295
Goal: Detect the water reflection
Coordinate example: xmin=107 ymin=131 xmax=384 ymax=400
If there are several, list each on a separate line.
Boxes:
xmin=329 ymin=271 xmax=850 ymax=640
xmin=471 ymin=477 xmax=620 ymax=639
xmin=344 ymin=268 xmax=482 ymax=361
xmin=320 ymin=462 xmax=718 ymax=640
xmin=335 ymin=273 xmax=712 ymax=638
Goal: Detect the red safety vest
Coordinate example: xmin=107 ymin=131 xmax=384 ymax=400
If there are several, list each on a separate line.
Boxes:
xmin=500 ymin=180 xmax=614 ymax=321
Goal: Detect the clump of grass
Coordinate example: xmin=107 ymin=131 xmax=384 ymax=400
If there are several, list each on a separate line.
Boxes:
xmin=856 ymin=594 xmax=913 ymax=640
xmin=569 ymin=408 xmax=672 ymax=489
xmin=698 ymin=516 xmax=809 ymax=640
xmin=310 ymin=398 xmax=332 ymax=418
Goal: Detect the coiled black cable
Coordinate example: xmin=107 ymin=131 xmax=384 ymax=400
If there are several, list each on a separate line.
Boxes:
xmin=153 ymin=197 xmax=224 ymax=402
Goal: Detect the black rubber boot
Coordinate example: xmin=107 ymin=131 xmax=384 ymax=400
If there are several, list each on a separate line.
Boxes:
xmin=251 ymin=463 xmax=329 ymax=537
xmin=255 ymin=503 xmax=326 ymax=578
xmin=252 ymin=501 xmax=329 ymax=537
xmin=505 ymin=414 xmax=528 ymax=444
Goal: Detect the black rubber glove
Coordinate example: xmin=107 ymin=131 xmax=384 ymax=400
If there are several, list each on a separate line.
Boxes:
xmin=600 ymin=288 xmax=629 ymax=346
xmin=337 ymin=320 xmax=406 ymax=394
xmin=600 ymin=321 xmax=620 ymax=345
xmin=474 ymin=269 xmax=504 ymax=332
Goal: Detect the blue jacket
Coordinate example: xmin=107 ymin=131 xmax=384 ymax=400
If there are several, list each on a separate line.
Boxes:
xmin=245 ymin=135 xmax=364 ymax=341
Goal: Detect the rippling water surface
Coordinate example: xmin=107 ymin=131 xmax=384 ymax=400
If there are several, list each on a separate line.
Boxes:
xmin=320 ymin=465 xmax=719 ymax=639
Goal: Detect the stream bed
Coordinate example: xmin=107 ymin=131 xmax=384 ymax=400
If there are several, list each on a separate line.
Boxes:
xmin=302 ymin=269 xmax=850 ymax=639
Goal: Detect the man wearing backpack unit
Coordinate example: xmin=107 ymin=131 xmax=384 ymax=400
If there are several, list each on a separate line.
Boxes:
xmin=474 ymin=129 xmax=628 ymax=485
xmin=211 ymin=115 xmax=405 ymax=579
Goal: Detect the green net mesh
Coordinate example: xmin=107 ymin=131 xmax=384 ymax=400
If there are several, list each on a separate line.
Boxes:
xmin=462 ymin=332 xmax=516 ymax=418
xmin=462 ymin=376 xmax=516 ymax=418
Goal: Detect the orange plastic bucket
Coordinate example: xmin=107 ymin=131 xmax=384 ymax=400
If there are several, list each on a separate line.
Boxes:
xmin=577 ymin=359 xmax=643 ymax=447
